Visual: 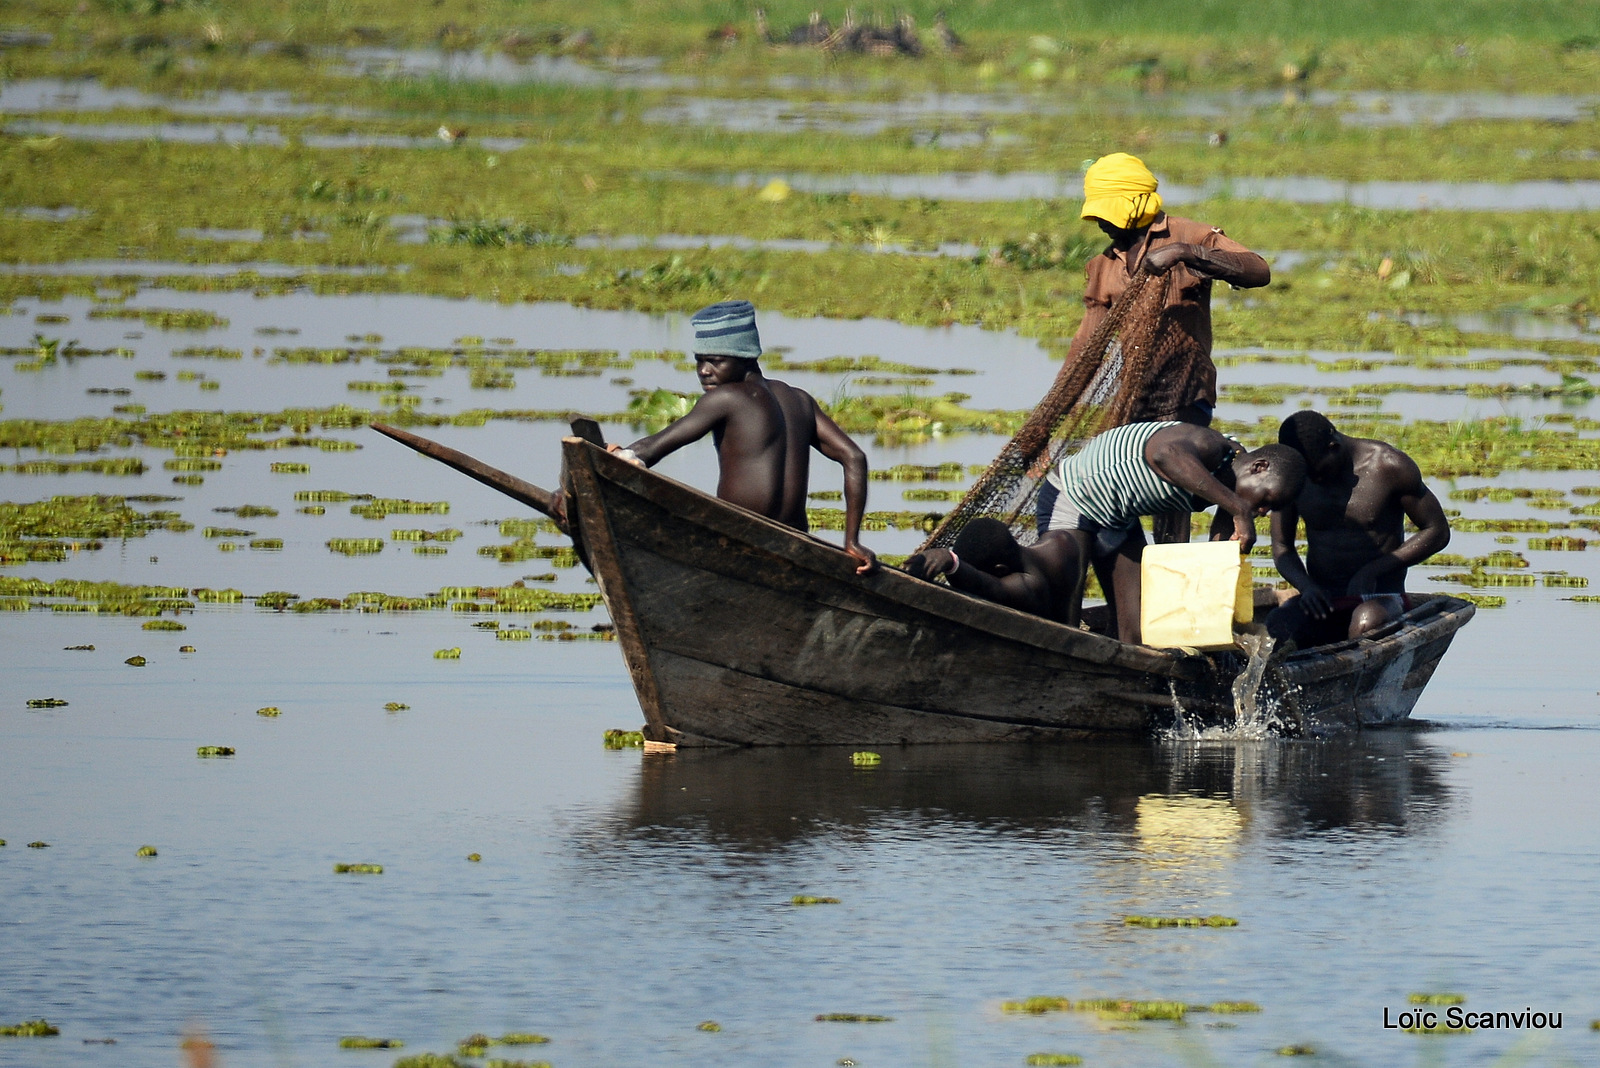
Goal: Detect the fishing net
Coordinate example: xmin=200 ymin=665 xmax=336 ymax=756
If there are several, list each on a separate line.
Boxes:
xmin=918 ymin=264 xmax=1198 ymax=551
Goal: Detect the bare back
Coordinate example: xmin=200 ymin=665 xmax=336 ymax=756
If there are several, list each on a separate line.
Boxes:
xmin=761 ymin=377 xmax=821 ymax=529
xmin=710 ymin=381 xmax=789 ymax=518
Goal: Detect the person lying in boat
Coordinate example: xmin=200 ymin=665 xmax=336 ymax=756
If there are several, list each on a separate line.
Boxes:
xmin=1267 ymin=411 xmax=1450 ymax=647
xmin=903 ymin=517 xmax=1081 ymax=623
xmin=906 ymin=422 xmax=1306 ymax=643
xmin=608 ymin=300 xmax=877 ymax=573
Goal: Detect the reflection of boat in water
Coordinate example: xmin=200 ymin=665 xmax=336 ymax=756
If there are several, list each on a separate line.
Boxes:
xmin=619 ymin=735 xmax=1453 ymax=852
xmin=373 ymin=425 xmax=1474 ymax=745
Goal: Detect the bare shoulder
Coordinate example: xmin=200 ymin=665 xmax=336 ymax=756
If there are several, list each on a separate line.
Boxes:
xmin=764 ymin=376 xmax=820 ymax=413
xmin=1357 ymin=438 xmax=1423 ymax=487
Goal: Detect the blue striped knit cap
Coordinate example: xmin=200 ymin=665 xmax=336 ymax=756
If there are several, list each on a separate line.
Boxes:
xmin=691 ymin=300 xmax=762 ymax=359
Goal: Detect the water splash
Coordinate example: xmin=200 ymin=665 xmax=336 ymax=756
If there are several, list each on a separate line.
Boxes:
xmin=1163 ymin=630 xmax=1300 ymax=740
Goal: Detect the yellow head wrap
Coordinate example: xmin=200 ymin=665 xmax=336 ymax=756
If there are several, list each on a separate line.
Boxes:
xmin=1080 ymin=152 xmax=1163 ymax=230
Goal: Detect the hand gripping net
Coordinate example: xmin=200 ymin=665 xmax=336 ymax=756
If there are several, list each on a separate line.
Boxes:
xmin=918 ymin=265 xmax=1187 ymax=551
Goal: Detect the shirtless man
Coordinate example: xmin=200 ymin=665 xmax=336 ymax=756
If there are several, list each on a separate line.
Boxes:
xmin=1267 ymin=410 xmax=1450 ymax=646
xmin=903 ymin=518 xmax=1080 ymax=624
xmin=907 ymin=421 xmax=1305 ymax=643
xmin=610 ymin=300 xmax=877 ymax=573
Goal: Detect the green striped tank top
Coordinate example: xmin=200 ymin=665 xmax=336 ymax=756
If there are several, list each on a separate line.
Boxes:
xmin=1050 ymin=421 xmax=1204 ymax=530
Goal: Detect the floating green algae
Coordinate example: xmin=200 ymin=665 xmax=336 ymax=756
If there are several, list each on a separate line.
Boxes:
xmin=815 ymin=1014 xmax=893 ymax=1023
xmin=434 ymin=647 xmax=461 ymax=659
xmin=496 ymin=1034 xmax=549 ymax=1046
xmin=484 ymin=1060 xmax=551 ymax=1068
xmin=64 ymin=644 xmax=93 ymax=650
xmin=696 ymin=1022 xmax=721 ymax=1032
xmin=87 ymin=306 xmax=226 ymax=331
xmin=333 ymin=863 xmax=383 ymax=874
xmin=1276 ymin=1046 xmax=1315 ymax=1056
xmin=141 ymin=619 xmax=186 ymax=631
xmin=136 ymin=845 xmax=157 ymax=857
xmin=256 ymin=706 xmax=281 ymax=717
xmin=352 ymin=498 xmax=449 ymax=519
xmin=196 ymin=746 xmax=234 ymax=757
xmin=1408 ymin=993 xmax=1466 ymax=1005
xmin=792 ymin=895 xmax=842 ymax=905
xmin=1024 ymin=1056 xmax=1082 ymax=1067
xmin=466 ymin=853 xmax=481 ymax=862
xmin=393 ymin=1054 xmax=467 ymax=1068
xmin=125 ymin=655 xmax=147 ymax=666
xmin=6 ymin=458 xmax=146 ymax=476
xmin=496 ymin=628 xmax=532 ymax=640
xmin=0 ymin=495 xmax=188 ymax=565
xmin=26 ymin=841 xmax=48 ymax=849
xmin=250 ymin=539 xmax=284 ymax=550
xmin=1527 ymin=536 xmax=1587 ymax=550
xmin=1454 ymin=594 xmax=1508 ymax=608
xmin=179 ymin=645 xmax=196 ymax=652
xmin=26 ymin=698 xmax=68 ymax=708
xmin=384 ymin=702 xmax=409 ymax=712
xmin=340 ymin=1036 xmax=403 ymax=1049
xmin=392 ymin=528 xmax=463 ymax=542
xmin=329 ymin=538 xmax=385 ymax=555
xmin=604 ymin=729 xmax=644 ymax=749
xmin=1123 ymin=915 xmax=1239 ymax=927
xmin=851 ymin=751 xmax=882 ymax=766
xmin=271 ymin=463 xmax=310 ymax=474
xmin=1545 ymin=574 xmax=1589 ymax=587
xmin=0 ymin=1019 xmax=59 ymax=1037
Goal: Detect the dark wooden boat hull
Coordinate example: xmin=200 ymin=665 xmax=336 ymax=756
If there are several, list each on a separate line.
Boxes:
xmin=561 ymin=440 xmax=1474 ymax=746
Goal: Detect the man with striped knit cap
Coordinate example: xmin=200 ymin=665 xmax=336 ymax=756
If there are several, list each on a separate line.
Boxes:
xmin=610 ymin=300 xmax=877 ymax=573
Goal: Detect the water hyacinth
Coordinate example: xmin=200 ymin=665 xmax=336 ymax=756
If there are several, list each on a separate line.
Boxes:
xmin=433 ymin=647 xmax=461 ymax=659
xmin=256 ymin=706 xmax=281 ymax=717
xmin=851 ymin=751 xmax=882 ymax=766
xmin=333 ymin=863 xmax=383 ymax=874
xmin=603 ymin=729 xmax=644 ymax=748
xmin=196 ymin=746 xmax=234 ymax=757
xmin=26 ymin=697 xmax=68 ymax=708
xmin=696 ymin=1021 xmax=721 ymax=1032
xmin=792 ymin=895 xmax=841 ymax=905
xmin=339 ymin=1036 xmax=403 ymax=1048
xmin=136 ymin=845 xmax=157 ymax=857
xmin=1024 ymin=1056 xmax=1082 ymax=1067
xmin=1122 ymin=915 xmax=1239 ymax=927
xmin=815 ymin=1014 xmax=893 ymax=1023
xmin=0 ymin=1019 xmax=59 ymax=1037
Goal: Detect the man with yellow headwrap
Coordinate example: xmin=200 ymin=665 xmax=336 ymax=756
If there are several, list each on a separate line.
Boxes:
xmin=1067 ymin=151 xmax=1270 ymax=543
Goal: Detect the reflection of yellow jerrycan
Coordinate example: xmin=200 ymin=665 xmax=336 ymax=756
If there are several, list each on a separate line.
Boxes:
xmin=1139 ymin=541 xmax=1253 ymax=650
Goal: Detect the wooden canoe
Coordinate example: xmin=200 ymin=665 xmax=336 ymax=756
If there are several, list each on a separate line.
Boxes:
xmin=557 ymin=438 xmax=1475 ymax=746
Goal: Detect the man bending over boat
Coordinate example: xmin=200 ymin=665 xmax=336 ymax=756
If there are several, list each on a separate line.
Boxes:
xmin=906 ymin=421 xmax=1305 ymax=643
xmin=1267 ymin=411 xmax=1449 ymax=647
xmin=608 ymin=300 xmax=877 ymax=573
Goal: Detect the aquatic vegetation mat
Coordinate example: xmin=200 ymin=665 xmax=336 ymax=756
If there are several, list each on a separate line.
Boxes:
xmin=0 ymin=1019 xmax=59 ymax=1037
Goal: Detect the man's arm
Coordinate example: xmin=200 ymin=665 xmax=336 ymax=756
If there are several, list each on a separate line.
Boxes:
xmin=1145 ymin=432 xmax=1259 ymax=550
xmin=1143 ymin=233 xmax=1270 ymax=289
xmin=1270 ymin=503 xmax=1332 ymax=618
xmin=619 ymin=391 xmax=729 ymax=467
xmin=904 ymin=548 xmax=1049 ymax=615
xmin=1346 ymin=455 xmax=1451 ymax=595
xmin=810 ymin=400 xmax=877 ymax=573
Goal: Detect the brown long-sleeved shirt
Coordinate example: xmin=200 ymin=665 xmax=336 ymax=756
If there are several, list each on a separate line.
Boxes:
xmin=1065 ymin=213 xmax=1270 ymax=415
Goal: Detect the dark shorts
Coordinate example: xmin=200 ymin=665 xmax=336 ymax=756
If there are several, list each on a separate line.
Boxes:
xmin=1272 ymin=593 xmax=1414 ymax=647
xmin=1035 ymin=482 xmax=1141 ymax=557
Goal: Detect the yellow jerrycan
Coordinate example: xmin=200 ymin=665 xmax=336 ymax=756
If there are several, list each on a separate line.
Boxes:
xmin=1139 ymin=541 xmax=1253 ymax=650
